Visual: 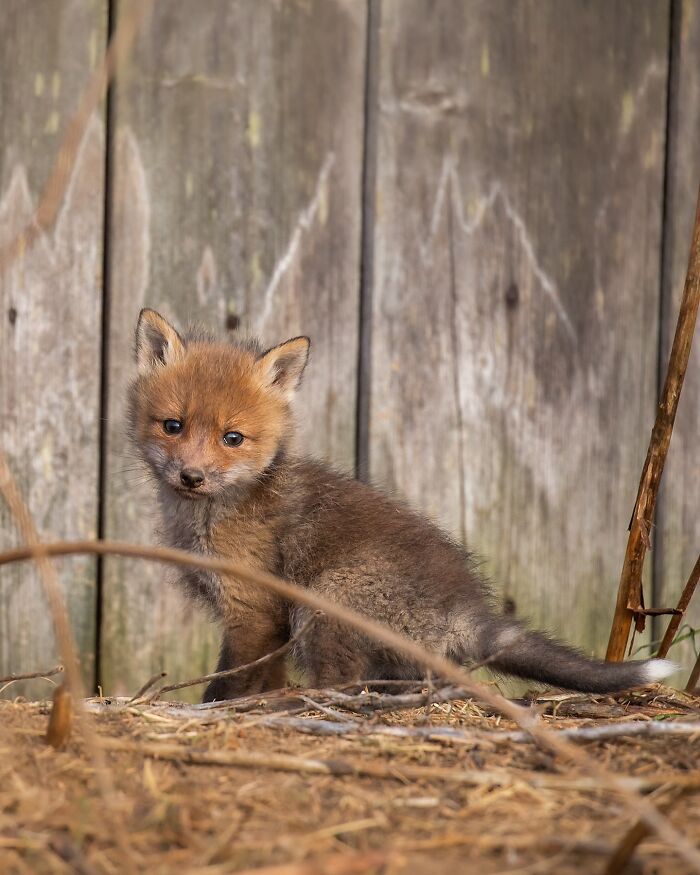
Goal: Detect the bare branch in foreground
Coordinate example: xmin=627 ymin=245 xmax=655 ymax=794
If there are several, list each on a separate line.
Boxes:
xmin=2 ymin=537 xmax=700 ymax=873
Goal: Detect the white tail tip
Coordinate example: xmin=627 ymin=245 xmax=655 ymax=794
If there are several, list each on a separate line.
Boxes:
xmin=642 ymin=659 xmax=679 ymax=683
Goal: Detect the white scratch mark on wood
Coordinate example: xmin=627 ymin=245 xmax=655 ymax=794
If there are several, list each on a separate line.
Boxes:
xmin=426 ymin=157 xmax=577 ymax=344
xmin=196 ymin=245 xmax=218 ymax=306
xmin=0 ymin=167 xmax=54 ymax=264
xmin=113 ymin=126 xmax=151 ymax=310
xmin=196 ymin=245 xmax=226 ymax=326
xmin=256 ymin=152 xmax=335 ymax=331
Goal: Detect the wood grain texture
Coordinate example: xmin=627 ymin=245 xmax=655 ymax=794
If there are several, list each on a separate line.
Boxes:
xmin=0 ymin=0 xmax=107 ymax=696
xmin=101 ymin=0 xmax=366 ymax=698
xmin=656 ymin=0 xmax=700 ymax=682
xmin=367 ymin=0 xmax=669 ymax=659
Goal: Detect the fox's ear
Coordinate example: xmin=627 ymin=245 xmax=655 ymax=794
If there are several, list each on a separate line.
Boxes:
xmin=135 ymin=308 xmax=185 ymax=374
xmin=257 ymin=336 xmax=310 ymax=399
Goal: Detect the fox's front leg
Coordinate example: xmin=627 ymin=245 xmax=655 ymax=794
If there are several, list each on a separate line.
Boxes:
xmin=203 ymin=618 xmax=288 ymax=703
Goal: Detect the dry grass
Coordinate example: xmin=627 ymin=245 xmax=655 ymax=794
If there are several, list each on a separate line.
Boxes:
xmin=1 ymin=685 xmax=698 ymax=875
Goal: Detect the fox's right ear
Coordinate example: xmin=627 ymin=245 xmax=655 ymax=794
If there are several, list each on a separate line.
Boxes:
xmin=135 ymin=308 xmax=185 ymax=374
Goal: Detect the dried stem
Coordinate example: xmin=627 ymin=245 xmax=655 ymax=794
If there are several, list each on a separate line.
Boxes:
xmin=657 ymin=553 xmax=700 ymax=658
xmin=686 ymin=651 xmax=700 ymax=694
xmin=147 ymin=612 xmax=320 ymax=702
xmin=250 ymin=715 xmax=700 ymax=745
xmin=0 ymin=458 xmax=84 ymax=696
xmin=128 ymin=671 xmax=167 ymax=703
xmin=607 ymin=182 xmax=700 ymax=661
xmin=0 ymin=664 xmax=63 ymax=685
xmin=0 ymin=461 xmax=137 ymax=865
xmin=605 ymin=786 xmax=687 ymax=875
xmin=2 ymin=538 xmax=700 ymax=871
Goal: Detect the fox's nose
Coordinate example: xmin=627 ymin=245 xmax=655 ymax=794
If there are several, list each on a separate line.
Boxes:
xmin=180 ymin=468 xmax=205 ymax=489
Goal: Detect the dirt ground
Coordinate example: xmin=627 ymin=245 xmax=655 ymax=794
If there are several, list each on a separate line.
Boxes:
xmin=1 ymin=685 xmax=699 ymax=875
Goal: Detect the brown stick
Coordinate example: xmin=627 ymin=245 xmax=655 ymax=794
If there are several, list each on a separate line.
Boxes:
xmin=607 ymin=183 xmax=700 ymax=661
xmin=128 ymin=671 xmax=167 ymax=703
xmin=657 ymin=554 xmax=700 ymax=659
xmin=0 ymin=461 xmax=140 ymax=866
xmin=686 ymin=651 xmax=700 ymax=694
xmin=147 ymin=612 xmax=320 ymax=702
xmin=0 ymin=459 xmax=85 ymax=697
xmin=605 ymin=786 xmax=687 ymax=875
xmin=0 ymin=664 xmax=63 ymax=685
xmin=2 ymin=538 xmax=700 ymax=872
xmin=45 ymin=684 xmax=73 ymax=749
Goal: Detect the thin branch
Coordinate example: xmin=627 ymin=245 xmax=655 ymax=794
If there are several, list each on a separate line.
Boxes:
xmin=2 ymin=538 xmax=700 ymax=872
xmin=0 ymin=664 xmax=63 ymax=685
xmin=657 ymin=553 xmax=700 ymax=658
xmin=128 ymin=671 xmax=167 ymax=703
xmin=605 ymin=786 xmax=687 ymax=875
xmin=147 ymin=612 xmax=321 ymax=702
xmin=309 ymin=685 xmax=469 ymax=716
xmin=686 ymin=651 xmax=700 ymax=694
xmin=607 ymin=182 xmax=700 ymax=660
xmin=173 ymin=713 xmax=700 ymax=746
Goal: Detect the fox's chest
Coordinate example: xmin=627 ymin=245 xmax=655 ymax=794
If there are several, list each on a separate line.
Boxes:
xmin=163 ymin=498 xmax=278 ymax=613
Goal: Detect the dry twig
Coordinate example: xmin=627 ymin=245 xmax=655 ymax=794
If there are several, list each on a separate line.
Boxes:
xmin=45 ymin=684 xmax=73 ymax=749
xmin=605 ymin=785 xmax=688 ymax=875
xmin=0 ymin=664 xmax=63 ymax=686
xmin=607 ymin=183 xmax=700 ymax=660
xmin=657 ymin=553 xmax=700 ymax=659
xmin=147 ymin=611 xmax=320 ymax=702
xmin=128 ymin=671 xmax=167 ymax=703
xmin=244 ymin=715 xmax=700 ymax=746
xmin=687 ymin=652 xmax=700 ymax=695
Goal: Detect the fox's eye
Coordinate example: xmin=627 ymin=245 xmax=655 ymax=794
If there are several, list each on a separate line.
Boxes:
xmin=223 ymin=431 xmax=244 ymax=447
xmin=163 ymin=419 xmax=182 ymax=435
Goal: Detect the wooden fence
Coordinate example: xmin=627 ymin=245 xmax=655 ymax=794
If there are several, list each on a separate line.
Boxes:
xmin=1 ymin=0 xmax=698 ymax=699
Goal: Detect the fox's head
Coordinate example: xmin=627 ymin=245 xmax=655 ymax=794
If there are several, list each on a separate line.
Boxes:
xmin=128 ymin=308 xmax=310 ymax=500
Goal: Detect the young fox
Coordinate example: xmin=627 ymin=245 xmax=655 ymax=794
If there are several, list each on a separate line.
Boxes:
xmin=129 ymin=308 xmax=675 ymax=702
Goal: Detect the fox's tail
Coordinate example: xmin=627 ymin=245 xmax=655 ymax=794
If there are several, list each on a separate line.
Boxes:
xmin=472 ymin=617 xmax=676 ymax=693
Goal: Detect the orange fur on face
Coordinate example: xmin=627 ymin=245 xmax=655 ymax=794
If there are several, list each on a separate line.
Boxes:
xmin=129 ymin=312 xmax=309 ymax=500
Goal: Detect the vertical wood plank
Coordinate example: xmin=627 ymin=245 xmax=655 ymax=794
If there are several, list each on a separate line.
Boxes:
xmin=0 ymin=0 xmax=107 ymax=696
xmin=101 ymin=0 xmax=366 ymax=698
xmin=657 ymin=0 xmax=700 ymax=681
xmin=368 ymin=0 xmax=669 ymax=660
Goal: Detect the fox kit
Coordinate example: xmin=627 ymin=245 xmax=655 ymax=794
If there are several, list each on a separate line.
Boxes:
xmin=129 ymin=308 xmax=675 ymax=702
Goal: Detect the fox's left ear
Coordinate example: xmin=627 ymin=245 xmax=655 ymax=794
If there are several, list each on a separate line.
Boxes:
xmin=257 ymin=336 xmax=310 ymax=399
xmin=135 ymin=308 xmax=186 ymax=374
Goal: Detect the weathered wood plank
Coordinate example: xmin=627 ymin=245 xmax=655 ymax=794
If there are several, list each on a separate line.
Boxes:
xmin=101 ymin=0 xmax=366 ymax=698
xmin=0 ymin=0 xmax=107 ymax=697
xmin=367 ymin=0 xmax=669 ymax=662
xmin=656 ymin=0 xmax=700 ymax=683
